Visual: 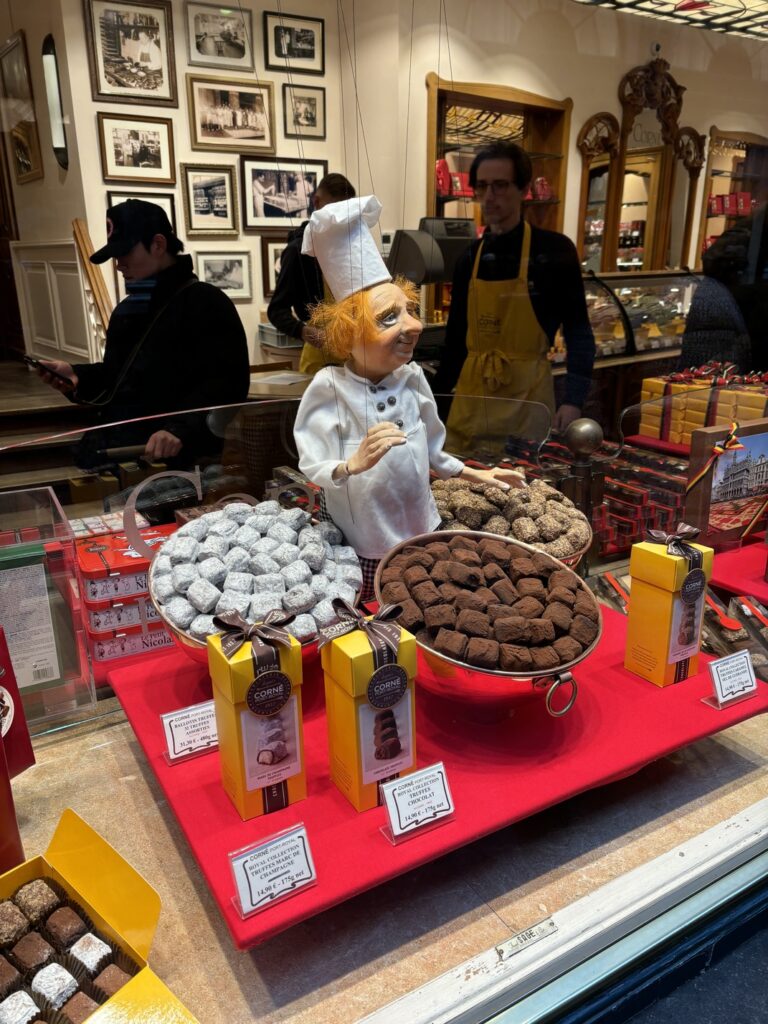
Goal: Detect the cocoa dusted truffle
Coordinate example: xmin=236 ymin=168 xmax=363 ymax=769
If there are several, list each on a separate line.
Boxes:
xmin=516 ymin=578 xmax=547 ymax=602
xmin=474 ymin=587 xmax=497 ymax=607
xmin=401 ymin=549 xmax=434 ymax=570
xmin=507 ymin=557 xmax=538 ymax=582
xmin=549 ymin=569 xmax=578 ymax=593
xmin=93 ymin=963 xmax=132 ymax=999
xmin=0 ymin=956 xmax=19 ymax=999
xmin=438 ymin=582 xmax=462 ymax=602
xmin=397 ymin=599 xmax=424 ymax=633
xmin=60 ymin=991 xmax=101 ymax=1024
xmin=570 ymin=613 xmax=599 ymax=646
xmin=499 ymin=644 xmax=534 ymax=673
xmin=381 ymin=581 xmax=409 ymax=605
xmin=481 ymin=562 xmax=507 ymax=586
xmin=13 ymin=880 xmax=59 ymax=925
xmin=424 ymin=604 xmax=457 ymax=632
xmin=403 ymin=565 xmax=430 ymax=588
xmin=528 ymin=618 xmax=556 ymax=644
xmin=452 ymin=548 xmax=482 ymax=568
xmin=434 ymin=628 xmax=468 ymax=660
xmin=446 ymin=562 xmax=483 ymax=588
xmin=424 ymin=541 xmax=452 ymax=561
xmin=456 ymin=609 xmax=492 ymax=638
xmin=573 ymin=590 xmax=600 ymax=621
xmin=494 ymin=617 xmax=531 ymax=644
xmin=447 ymin=535 xmax=478 ymax=552
xmin=0 ymin=903 xmax=27 ymax=947
xmin=45 ymin=907 xmax=86 ymax=950
xmin=530 ymin=552 xmax=555 ymax=577
xmin=429 ymin=561 xmax=453 ymax=585
xmin=553 ymin=636 xmax=583 ymax=663
xmin=466 ymin=638 xmax=500 ymax=669
xmin=543 ymin=602 xmax=573 ymax=634
xmin=510 ymin=596 xmax=545 ymax=619
xmin=379 ymin=565 xmax=403 ymax=586
xmin=530 ymin=646 xmax=560 ymax=671
xmin=479 ymin=541 xmax=510 ymax=565
xmin=487 ymin=603 xmax=516 ymax=623
xmin=410 ymin=580 xmax=442 ymax=609
xmin=490 ymin=579 xmax=520 ymax=606
xmin=454 ymin=590 xmax=485 ymax=612
xmin=10 ymin=931 xmax=54 ymax=973
xmin=548 ymin=585 xmax=576 ymax=608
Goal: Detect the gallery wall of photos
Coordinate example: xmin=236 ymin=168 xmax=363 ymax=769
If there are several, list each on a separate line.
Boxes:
xmin=78 ymin=0 xmax=331 ymax=319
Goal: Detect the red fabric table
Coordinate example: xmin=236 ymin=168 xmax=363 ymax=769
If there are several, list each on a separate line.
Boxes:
xmin=623 ymin=434 xmax=689 ymax=458
xmin=110 ymin=609 xmax=768 ymax=949
xmin=710 ymin=541 xmax=768 ymax=606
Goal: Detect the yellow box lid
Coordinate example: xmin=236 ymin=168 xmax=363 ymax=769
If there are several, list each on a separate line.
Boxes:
xmin=207 ymin=632 xmax=302 ymax=704
xmin=320 ymin=625 xmax=416 ymax=697
xmin=46 ymin=810 xmax=160 ymax=960
xmin=89 ymin=967 xmax=200 ymax=1022
xmin=629 ymin=540 xmax=713 ymax=591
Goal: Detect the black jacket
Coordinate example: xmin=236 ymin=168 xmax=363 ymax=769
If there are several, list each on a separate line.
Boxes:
xmin=266 ymin=222 xmax=323 ymax=339
xmin=71 ymin=256 xmax=249 ymax=459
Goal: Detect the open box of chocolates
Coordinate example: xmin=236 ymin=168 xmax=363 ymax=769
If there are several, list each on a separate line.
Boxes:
xmin=0 ymin=810 xmax=197 ymax=1023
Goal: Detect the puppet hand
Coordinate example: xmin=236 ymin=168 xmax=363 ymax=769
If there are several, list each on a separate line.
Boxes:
xmin=144 ymin=430 xmax=182 ymax=460
xmin=485 ymin=466 xmax=526 ymax=490
xmin=347 ymin=421 xmax=406 ymax=475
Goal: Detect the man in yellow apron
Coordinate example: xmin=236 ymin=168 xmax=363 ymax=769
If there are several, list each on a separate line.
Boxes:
xmin=266 ymin=173 xmax=356 ymax=374
xmin=432 ymin=142 xmax=595 ymax=457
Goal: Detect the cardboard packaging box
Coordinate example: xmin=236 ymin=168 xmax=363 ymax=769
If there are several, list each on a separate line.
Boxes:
xmin=0 ymin=809 xmax=198 ymax=1022
xmin=625 ymin=537 xmax=713 ymax=687
xmin=76 ymin=525 xmax=176 ymax=605
xmin=208 ymin=628 xmax=305 ymax=821
xmin=321 ymin=624 xmax=417 ymax=812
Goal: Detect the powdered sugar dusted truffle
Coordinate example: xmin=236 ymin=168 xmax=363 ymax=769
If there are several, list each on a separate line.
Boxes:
xmin=31 ymin=962 xmax=78 ymax=1009
xmin=152 ymin=575 xmax=176 ymax=605
xmin=336 ymin=563 xmax=363 ymax=588
xmin=251 ymin=536 xmax=280 ymax=554
xmin=233 ymin=525 xmax=260 ymax=549
xmin=298 ymin=526 xmax=323 ymax=548
xmin=280 ymin=560 xmax=311 ymax=588
xmin=169 ymin=536 xmax=199 ymax=564
xmin=223 ymin=546 xmax=250 ymax=572
xmin=333 ymin=545 xmax=359 ymax=565
xmin=271 ymin=543 xmax=300 ymax=567
xmin=267 ymin=521 xmax=298 ymax=546
xmin=280 ymin=507 xmax=311 ymax=531
xmin=164 ymin=596 xmax=196 ymax=629
xmin=283 ymin=584 xmax=315 ymax=614
xmin=177 ymin=519 xmax=208 ymax=541
xmin=288 ymin=614 xmax=317 ymax=642
xmin=187 ymin=578 xmax=221 ymax=614
xmin=69 ymin=932 xmax=111 ymax=976
xmin=250 ymin=592 xmax=282 ymax=621
xmin=255 ymin=500 xmax=281 ymax=516
xmin=152 ymin=554 xmax=172 ymax=576
xmin=208 ymin=518 xmax=238 ymax=539
xmin=223 ymin=501 xmax=255 ymax=524
xmin=248 ymin=553 xmax=280 ymax=576
xmin=190 ymin=614 xmax=217 ymax=638
xmin=224 ymin=572 xmax=252 ymax=595
xmin=0 ymin=990 xmax=38 ymax=1024
xmin=198 ymin=556 xmax=227 ymax=587
xmin=315 ymin=521 xmax=343 ymax=545
xmin=301 ymin=544 xmax=325 ymax=572
xmin=253 ymin=573 xmax=285 ymax=594
xmin=248 ymin=514 xmax=276 ymax=534
xmin=311 ymin=599 xmax=338 ymax=628
xmin=171 ymin=563 xmax=198 ymax=594
xmin=198 ymin=535 xmax=229 ymax=561
xmin=216 ymin=591 xmax=251 ymax=619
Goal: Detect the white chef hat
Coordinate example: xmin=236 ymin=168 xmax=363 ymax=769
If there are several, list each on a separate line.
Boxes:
xmin=301 ymin=194 xmax=391 ymax=301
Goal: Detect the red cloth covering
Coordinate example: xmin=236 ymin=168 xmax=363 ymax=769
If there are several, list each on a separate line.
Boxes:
xmin=709 ymin=539 xmax=768 ymax=606
xmin=623 ymin=435 xmax=690 ymax=458
xmin=109 ymin=609 xmax=768 ymax=949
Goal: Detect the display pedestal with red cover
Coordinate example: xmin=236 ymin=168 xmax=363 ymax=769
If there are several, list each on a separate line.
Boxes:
xmin=110 ymin=609 xmax=768 ymax=949
xmin=709 ymin=538 xmax=768 ymax=606
xmin=623 ymin=435 xmax=690 ymax=458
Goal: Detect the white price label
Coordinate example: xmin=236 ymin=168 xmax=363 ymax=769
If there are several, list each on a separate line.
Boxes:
xmin=230 ymin=825 xmax=316 ymax=917
xmin=0 ymin=562 xmax=61 ymax=689
xmin=381 ymin=762 xmax=454 ymax=838
xmin=707 ymin=649 xmax=757 ymax=707
xmin=160 ymin=700 xmax=218 ymax=762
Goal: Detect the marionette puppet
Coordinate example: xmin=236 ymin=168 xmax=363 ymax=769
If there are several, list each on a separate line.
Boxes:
xmin=292 ymin=195 xmax=524 ymax=593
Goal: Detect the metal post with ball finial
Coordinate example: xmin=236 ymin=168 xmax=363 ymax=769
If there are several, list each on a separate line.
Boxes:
xmin=559 ymin=418 xmax=606 ymax=570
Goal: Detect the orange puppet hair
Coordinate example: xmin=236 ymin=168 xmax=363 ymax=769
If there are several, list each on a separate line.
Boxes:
xmin=307 ymin=276 xmax=420 ymax=361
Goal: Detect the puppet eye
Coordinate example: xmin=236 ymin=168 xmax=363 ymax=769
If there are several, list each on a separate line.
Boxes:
xmin=377 ymin=309 xmax=399 ymax=328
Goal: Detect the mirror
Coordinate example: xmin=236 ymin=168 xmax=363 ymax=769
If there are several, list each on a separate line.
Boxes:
xmin=42 ymin=34 xmax=68 ymax=170
xmin=576 ymin=112 xmax=619 ymax=272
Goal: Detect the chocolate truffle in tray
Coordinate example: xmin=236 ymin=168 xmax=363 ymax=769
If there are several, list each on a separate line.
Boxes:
xmin=377 ymin=531 xmax=601 ymax=676
xmin=0 ymin=903 xmax=27 ymax=948
xmin=13 ymin=880 xmax=59 ymax=925
xmin=0 ymin=990 xmax=38 ymax=1024
xmin=0 ymin=956 xmax=19 ymax=999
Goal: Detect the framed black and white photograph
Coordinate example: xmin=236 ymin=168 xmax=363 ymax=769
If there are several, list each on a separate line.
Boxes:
xmin=241 ymin=156 xmax=327 ymax=230
xmin=83 ymin=0 xmax=177 ymax=106
xmin=0 ymin=31 xmax=44 ymax=184
xmin=180 ymin=163 xmax=238 ymax=237
xmin=282 ymin=83 xmax=326 ymax=140
xmin=97 ymin=111 xmax=175 ymax=184
xmin=196 ymin=250 xmax=252 ymax=300
xmin=260 ymin=230 xmax=291 ymax=297
xmin=263 ymin=11 xmax=324 ymax=76
xmin=187 ymin=74 xmax=274 ymax=154
xmin=184 ymin=2 xmax=254 ymax=72
xmin=106 ymin=189 xmax=177 ymax=231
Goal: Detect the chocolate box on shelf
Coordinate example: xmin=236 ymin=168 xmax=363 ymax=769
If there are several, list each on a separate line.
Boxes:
xmin=76 ymin=526 xmax=177 ymax=607
xmin=0 ymin=810 xmax=198 ymax=1022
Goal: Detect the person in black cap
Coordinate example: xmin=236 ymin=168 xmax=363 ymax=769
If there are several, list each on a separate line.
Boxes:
xmin=34 ymin=199 xmax=249 ymax=463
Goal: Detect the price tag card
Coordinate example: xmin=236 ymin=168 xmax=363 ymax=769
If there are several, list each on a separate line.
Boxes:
xmin=380 ymin=762 xmax=455 ymax=845
xmin=704 ymin=649 xmax=758 ymax=710
xmin=160 ymin=700 xmax=218 ymax=764
xmin=229 ymin=824 xmax=316 ymax=919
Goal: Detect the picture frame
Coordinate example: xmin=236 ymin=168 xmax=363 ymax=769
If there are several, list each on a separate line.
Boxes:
xmin=196 ymin=250 xmax=252 ymax=301
xmin=97 ymin=111 xmax=175 ymax=184
xmin=241 ymin=156 xmax=327 ymax=230
xmin=180 ymin=163 xmax=239 ymax=237
xmin=184 ymin=2 xmax=254 ymax=72
xmin=0 ymin=31 xmax=44 ymax=184
xmin=187 ymin=74 xmax=275 ymax=154
xmin=282 ymin=84 xmax=326 ymax=140
xmin=106 ymin=189 xmax=177 ymax=232
xmin=263 ymin=11 xmax=324 ymax=76
xmin=259 ymin=229 xmax=291 ymax=297
xmin=83 ymin=0 xmax=177 ymax=106
xmin=684 ymin=416 xmax=768 ymax=548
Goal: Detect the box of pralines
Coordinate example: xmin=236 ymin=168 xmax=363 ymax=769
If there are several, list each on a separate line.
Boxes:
xmin=321 ymin=621 xmax=417 ymax=812
xmin=0 ymin=809 xmax=198 ymax=1023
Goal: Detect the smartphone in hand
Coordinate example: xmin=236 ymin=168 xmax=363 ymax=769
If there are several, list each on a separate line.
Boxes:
xmin=23 ymin=355 xmax=74 ymax=388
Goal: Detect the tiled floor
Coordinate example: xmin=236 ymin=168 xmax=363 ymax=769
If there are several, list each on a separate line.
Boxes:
xmin=12 ymin=690 xmax=768 ymax=1024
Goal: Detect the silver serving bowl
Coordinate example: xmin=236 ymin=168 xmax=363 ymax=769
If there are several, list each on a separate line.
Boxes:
xmin=374 ymin=530 xmax=603 ymax=716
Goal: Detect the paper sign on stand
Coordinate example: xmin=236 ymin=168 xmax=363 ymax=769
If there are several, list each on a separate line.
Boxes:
xmin=380 ymin=762 xmax=455 ymax=845
xmin=229 ymin=824 xmax=316 ymax=919
xmin=160 ymin=701 xmax=218 ymax=764
xmin=703 ymin=649 xmax=758 ymax=710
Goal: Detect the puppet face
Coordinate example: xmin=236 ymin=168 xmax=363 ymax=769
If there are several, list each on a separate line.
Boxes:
xmin=348 ymin=282 xmax=422 ymax=381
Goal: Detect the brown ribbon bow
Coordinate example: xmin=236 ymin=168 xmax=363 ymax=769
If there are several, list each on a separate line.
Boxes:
xmin=647 ymin=522 xmax=700 ymax=559
xmin=317 ymin=599 xmax=403 ymax=669
xmin=213 ymin=609 xmax=295 ymax=677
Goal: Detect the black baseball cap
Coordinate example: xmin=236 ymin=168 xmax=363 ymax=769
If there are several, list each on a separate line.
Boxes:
xmin=90 ymin=199 xmax=176 ymax=264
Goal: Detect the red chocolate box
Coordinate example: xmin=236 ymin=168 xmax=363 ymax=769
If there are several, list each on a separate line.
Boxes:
xmin=76 ymin=526 xmax=176 ymax=606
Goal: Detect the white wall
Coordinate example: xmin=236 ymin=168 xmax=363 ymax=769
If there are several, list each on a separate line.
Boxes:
xmin=3 ymin=0 xmax=768 ymax=358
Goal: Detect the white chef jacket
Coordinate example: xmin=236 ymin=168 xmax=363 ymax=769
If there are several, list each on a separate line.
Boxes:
xmin=294 ymin=363 xmax=464 ymax=559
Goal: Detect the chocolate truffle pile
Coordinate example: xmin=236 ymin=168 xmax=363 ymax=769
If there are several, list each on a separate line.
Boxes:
xmin=431 ymin=478 xmax=591 ymax=559
xmin=379 ymin=535 xmax=600 ymax=675
xmin=151 ymin=500 xmax=363 ymax=644
xmin=0 ymin=879 xmax=134 ymax=1024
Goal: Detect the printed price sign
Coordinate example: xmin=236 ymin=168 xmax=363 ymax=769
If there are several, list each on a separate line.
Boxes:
xmin=160 ymin=700 xmax=218 ymax=763
xmin=380 ymin=762 xmax=454 ymax=842
xmin=705 ymin=649 xmax=758 ymax=710
xmin=229 ymin=825 xmax=316 ymax=919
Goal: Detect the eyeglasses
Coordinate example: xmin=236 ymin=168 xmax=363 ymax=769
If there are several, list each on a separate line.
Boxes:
xmin=472 ymin=179 xmax=514 ymax=197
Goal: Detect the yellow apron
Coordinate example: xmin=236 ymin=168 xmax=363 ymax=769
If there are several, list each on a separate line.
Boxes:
xmin=298 ymin=276 xmax=341 ymax=375
xmin=445 ymin=220 xmax=555 ymax=457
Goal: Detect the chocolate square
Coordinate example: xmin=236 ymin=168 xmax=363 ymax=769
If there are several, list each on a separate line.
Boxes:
xmin=93 ymin=963 xmax=132 ymax=999
xmin=543 ymin=602 xmax=573 ymax=634
xmin=548 ymin=585 xmax=576 ymax=608
xmin=456 ymin=609 xmax=491 ymax=638
xmin=0 ymin=902 xmax=28 ymax=947
xmin=438 ymin=582 xmax=462 ymax=602
xmin=424 ymin=604 xmax=457 ymax=632
xmin=510 ymin=596 xmax=545 ymax=619
xmin=13 ymin=880 xmax=59 ymax=925
xmin=434 ymin=628 xmax=468 ymax=660
xmin=530 ymin=646 xmax=560 ymax=671
xmin=61 ymin=991 xmax=101 ymax=1024
xmin=466 ymin=638 xmax=500 ymax=669
xmin=553 ymin=636 xmax=583 ymax=663
xmin=487 ymin=603 xmax=516 ymax=623
xmin=508 ymin=557 xmax=539 ymax=582
xmin=448 ymin=536 xmax=478 ymax=552
xmin=454 ymin=590 xmax=485 ymax=612
xmin=516 ymin=577 xmax=547 ymax=602
xmin=474 ymin=586 xmax=497 ymax=607
xmin=0 ymin=954 xmax=20 ymax=998
xmin=379 ymin=565 xmax=403 ymax=586
xmin=573 ymin=590 xmax=600 ymax=621
xmin=424 ymin=542 xmax=452 ymax=561
xmin=11 ymin=931 xmax=54 ymax=973
xmin=414 ymin=629 xmax=434 ymax=648
xmin=411 ymin=580 xmax=442 ymax=609
xmin=499 ymin=644 xmax=534 ymax=672
xmin=479 ymin=541 xmax=511 ymax=565
xmin=570 ymin=613 xmax=599 ymax=646
xmin=397 ymin=599 xmax=425 ymax=633
xmin=381 ymin=581 xmax=409 ymax=605
xmin=401 ymin=549 xmax=434 ymax=569
xmin=482 ymin=562 xmax=507 ymax=586
xmin=490 ymin=579 xmax=520 ymax=606
xmin=528 ymin=618 xmax=556 ymax=644
xmin=45 ymin=907 xmax=86 ymax=950
xmin=403 ymin=564 xmax=430 ymax=588
xmin=531 ymin=552 xmax=555 ymax=576
xmin=494 ymin=616 xmax=531 ymax=644
xmin=452 ymin=548 xmax=482 ymax=568
xmin=447 ymin=563 xmax=483 ymax=588
xmin=549 ymin=569 xmax=578 ymax=592
xmin=430 ymin=560 xmax=453 ymax=585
